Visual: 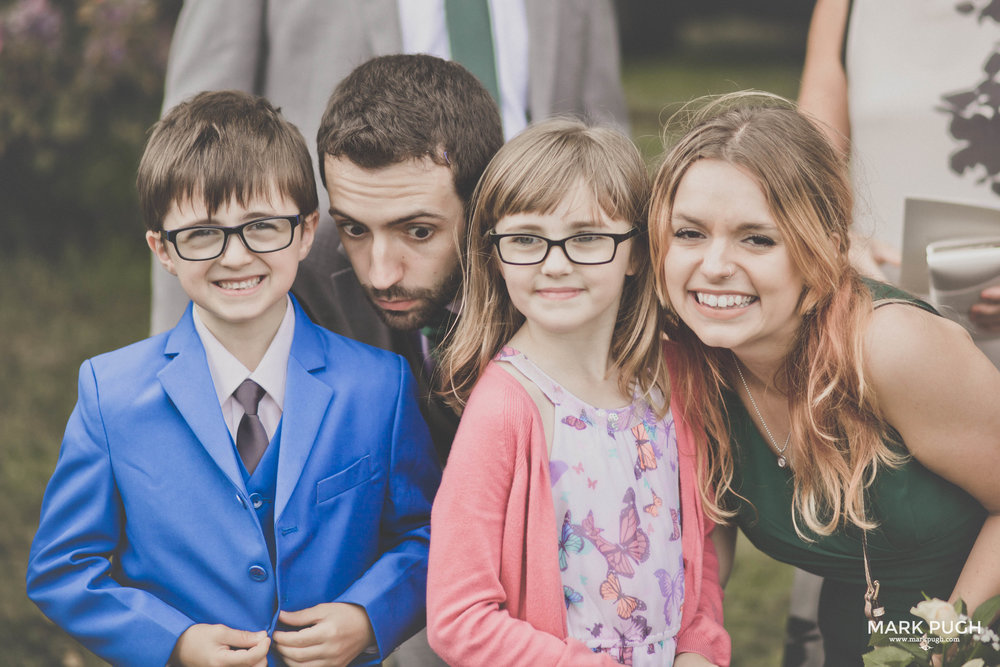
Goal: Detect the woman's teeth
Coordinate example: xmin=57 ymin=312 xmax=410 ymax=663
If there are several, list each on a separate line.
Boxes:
xmin=695 ymin=292 xmax=755 ymax=308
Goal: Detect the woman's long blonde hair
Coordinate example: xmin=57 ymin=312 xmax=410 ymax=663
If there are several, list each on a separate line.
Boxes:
xmin=649 ymin=93 xmax=906 ymax=537
xmin=439 ymin=118 xmax=668 ymax=415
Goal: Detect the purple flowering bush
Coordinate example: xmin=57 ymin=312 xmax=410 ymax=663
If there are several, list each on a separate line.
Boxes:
xmin=0 ymin=0 xmax=180 ymax=255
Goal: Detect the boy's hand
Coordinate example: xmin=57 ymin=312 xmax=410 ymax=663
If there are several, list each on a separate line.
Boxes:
xmin=272 ymin=602 xmax=375 ymax=667
xmin=171 ymin=624 xmax=270 ymax=667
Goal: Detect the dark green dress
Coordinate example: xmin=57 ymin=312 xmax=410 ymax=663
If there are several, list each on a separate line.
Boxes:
xmin=724 ymin=281 xmax=986 ymax=665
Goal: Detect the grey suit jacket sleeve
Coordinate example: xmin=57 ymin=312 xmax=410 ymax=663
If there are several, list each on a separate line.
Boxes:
xmin=526 ymin=0 xmax=629 ymax=131
xmin=151 ymin=0 xmax=270 ymax=334
xmin=161 ymin=0 xmax=267 ymax=112
xmin=581 ymin=0 xmax=629 ymax=129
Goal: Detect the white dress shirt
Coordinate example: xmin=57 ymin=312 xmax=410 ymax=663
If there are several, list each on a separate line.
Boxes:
xmin=192 ymin=298 xmax=295 ymax=442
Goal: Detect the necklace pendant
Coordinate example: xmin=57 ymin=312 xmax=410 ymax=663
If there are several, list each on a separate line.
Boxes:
xmin=777 ymin=455 xmax=787 ymax=468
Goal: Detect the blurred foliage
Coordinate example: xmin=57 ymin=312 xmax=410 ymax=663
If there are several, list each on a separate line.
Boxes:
xmin=0 ymin=0 xmax=181 ymax=257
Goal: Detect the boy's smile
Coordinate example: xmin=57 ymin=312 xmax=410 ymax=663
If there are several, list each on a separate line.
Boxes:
xmin=147 ymin=187 xmax=317 ymax=347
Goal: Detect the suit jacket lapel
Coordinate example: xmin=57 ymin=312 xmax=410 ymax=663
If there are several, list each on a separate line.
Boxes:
xmin=158 ymin=307 xmax=246 ymax=492
xmin=275 ymin=303 xmax=333 ymax=520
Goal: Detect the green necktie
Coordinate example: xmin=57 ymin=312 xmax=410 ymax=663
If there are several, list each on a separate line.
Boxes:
xmin=445 ymin=0 xmax=501 ymax=105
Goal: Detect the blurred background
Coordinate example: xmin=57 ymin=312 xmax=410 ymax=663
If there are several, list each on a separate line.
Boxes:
xmin=0 ymin=1 xmax=810 ymax=664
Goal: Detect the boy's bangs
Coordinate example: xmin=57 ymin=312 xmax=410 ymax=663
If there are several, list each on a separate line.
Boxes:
xmin=160 ymin=128 xmax=314 ymax=223
xmin=172 ymin=150 xmax=295 ymax=219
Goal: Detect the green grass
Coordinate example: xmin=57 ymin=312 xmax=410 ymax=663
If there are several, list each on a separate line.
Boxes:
xmin=2 ymin=244 xmax=149 ymax=667
xmin=3 ymin=50 xmax=804 ymax=667
xmin=623 ymin=54 xmax=803 ymax=162
xmin=724 ymin=534 xmax=797 ymax=666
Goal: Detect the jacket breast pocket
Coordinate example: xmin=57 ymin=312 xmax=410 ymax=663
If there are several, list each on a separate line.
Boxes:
xmin=316 ymin=455 xmax=374 ymax=504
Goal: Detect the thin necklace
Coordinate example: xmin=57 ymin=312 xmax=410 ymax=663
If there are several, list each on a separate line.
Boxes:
xmin=732 ymin=353 xmax=791 ymax=468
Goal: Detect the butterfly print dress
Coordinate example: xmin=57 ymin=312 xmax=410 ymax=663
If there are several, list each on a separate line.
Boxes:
xmin=498 ymin=348 xmax=684 ymax=666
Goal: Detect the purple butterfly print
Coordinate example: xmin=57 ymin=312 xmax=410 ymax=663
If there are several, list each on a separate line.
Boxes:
xmin=608 ymin=615 xmax=652 ymax=666
xmin=558 ymin=510 xmax=584 ymax=571
xmin=571 ymin=489 xmax=650 ymax=577
xmin=669 ymin=507 xmax=680 ymax=541
xmin=630 ymin=423 xmax=658 ymax=480
xmin=549 ymin=459 xmax=570 ymax=486
xmin=654 ymin=568 xmax=684 ymax=625
xmin=561 ymin=409 xmax=593 ymax=430
xmin=664 ymin=420 xmax=676 ymax=470
xmin=563 ymin=584 xmax=584 ymax=609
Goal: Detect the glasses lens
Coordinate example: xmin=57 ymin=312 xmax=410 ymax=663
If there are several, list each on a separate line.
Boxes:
xmin=242 ymin=217 xmax=294 ymax=252
xmin=175 ymin=227 xmax=226 ymax=260
xmin=498 ymin=235 xmax=548 ymax=263
xmin=565 ymin=235 xmax=616 ymax=264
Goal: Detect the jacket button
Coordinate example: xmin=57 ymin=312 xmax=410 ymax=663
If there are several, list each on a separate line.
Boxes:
xmin=249 ymin=493 xmax=264 ymax=509
xmin=248 ymin=565 xmax=268 ymax=582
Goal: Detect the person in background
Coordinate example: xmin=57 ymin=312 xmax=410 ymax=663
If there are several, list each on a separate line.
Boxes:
xmin=799 ymin=0 xmax=1000 ymax=356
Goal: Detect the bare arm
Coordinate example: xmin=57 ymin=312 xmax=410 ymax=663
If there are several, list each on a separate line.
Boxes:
xmin=867 ymin=304 xmax=1000 ymax=611
xmin=798 ymin=0 xmax=851 ymax=155
xmin=799 ymin=0 xmax=902 ymax=277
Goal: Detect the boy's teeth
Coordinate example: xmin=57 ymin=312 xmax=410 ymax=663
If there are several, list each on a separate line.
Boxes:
xmin=696 ymin=292 xmax=754 ymax=308
xmin=217 ymin=277 xmax=262 ymax=290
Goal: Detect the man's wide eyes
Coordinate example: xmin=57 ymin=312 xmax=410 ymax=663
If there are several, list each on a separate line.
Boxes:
xmin=407 ymin=226 xmax=434 ymax=241
xmin=339 ymin=222 xmax=367 ymax=238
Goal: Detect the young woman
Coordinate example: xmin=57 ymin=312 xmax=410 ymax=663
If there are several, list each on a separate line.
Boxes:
xmin=427 ymin=119 xmax=730 ymax=666
xmin=649 ymin=92 xmax=1000 ymax=665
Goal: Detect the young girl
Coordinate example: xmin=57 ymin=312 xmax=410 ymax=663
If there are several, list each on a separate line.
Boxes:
xmin=426 ymin=119 xmax=730 ymax=667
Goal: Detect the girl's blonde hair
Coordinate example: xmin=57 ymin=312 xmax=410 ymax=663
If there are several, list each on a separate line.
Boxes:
xmin=439 ymin=118 xmax=668 ymax=414
xmin=649 ymin=92 xmax=906 ymax=538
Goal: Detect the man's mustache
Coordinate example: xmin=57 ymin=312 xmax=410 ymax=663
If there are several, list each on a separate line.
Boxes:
xmin=365 ymin=285 xmax=436 ymax=301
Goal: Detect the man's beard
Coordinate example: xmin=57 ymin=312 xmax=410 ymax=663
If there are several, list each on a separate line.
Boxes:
xmin=362 ymin=268 xmax=461 ymax=331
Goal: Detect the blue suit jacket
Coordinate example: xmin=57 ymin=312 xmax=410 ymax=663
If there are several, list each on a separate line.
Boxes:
xmin=26 ymin=298 xmax=441 ymax=666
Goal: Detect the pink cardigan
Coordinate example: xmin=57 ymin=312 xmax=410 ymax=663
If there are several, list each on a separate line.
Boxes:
xmin=427 ymin=363 xmax=731 ymax=666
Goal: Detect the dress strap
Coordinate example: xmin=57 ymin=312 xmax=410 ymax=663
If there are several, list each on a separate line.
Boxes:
xmin=494 ymin=346 xmax=566 ymax=405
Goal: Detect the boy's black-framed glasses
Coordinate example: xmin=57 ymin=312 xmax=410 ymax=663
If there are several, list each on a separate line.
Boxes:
xmin=488 ymin=227 xmax=639 ymax=265
xmin=160 ymin=215 xmax=302 ymax=261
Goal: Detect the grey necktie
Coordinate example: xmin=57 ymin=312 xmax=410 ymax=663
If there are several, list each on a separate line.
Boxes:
xmin=234 ymin=379 xmax=268 ymax=475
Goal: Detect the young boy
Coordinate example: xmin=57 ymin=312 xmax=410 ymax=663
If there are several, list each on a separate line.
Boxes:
xmin=26 ymin=90 xmax=441 ymax=667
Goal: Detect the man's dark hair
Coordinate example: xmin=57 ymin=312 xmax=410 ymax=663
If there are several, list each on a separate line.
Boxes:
xmin=317 ymin=54 xmax=504 ymax=211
